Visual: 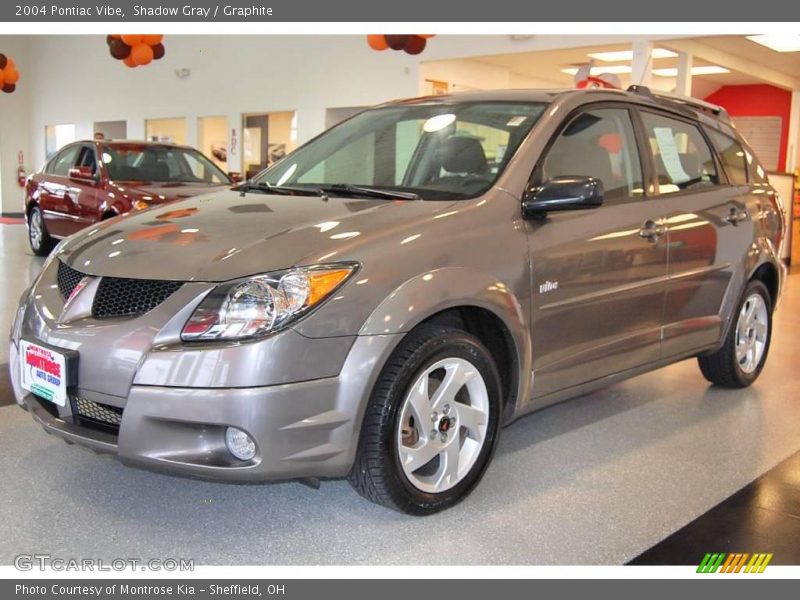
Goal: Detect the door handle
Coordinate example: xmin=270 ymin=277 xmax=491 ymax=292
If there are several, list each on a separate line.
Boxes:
xmin=639 ymin=220 xmax=666 ymax=242
xmin=724 ymin=207 xmax=748 ymax=226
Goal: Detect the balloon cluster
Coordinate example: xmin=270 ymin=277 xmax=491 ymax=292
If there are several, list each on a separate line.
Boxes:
xmin=107 ymin=35 xmax=165 ymax=68
xmin=0 ymin=53 xmax=20 ymax=93
xmin=367 ymin=35 xmax=435 ymax=55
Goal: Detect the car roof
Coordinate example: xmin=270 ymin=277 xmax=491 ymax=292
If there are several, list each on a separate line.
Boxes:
xmin=78 ymin=139 xmax=196 ymax=151
xmin=383 ymin=87 xmax=729 ymax=124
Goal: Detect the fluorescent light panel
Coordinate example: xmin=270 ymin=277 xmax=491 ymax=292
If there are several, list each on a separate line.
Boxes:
xmin=587 ymin=48 xmax=678 ymax=62
xmin=561 ymin=65 xmax=632 ymax=76
xmin=652 ymin=65 xmax=730 ymax=77
xmin=746 ymin=34 xmax=800 ymax=53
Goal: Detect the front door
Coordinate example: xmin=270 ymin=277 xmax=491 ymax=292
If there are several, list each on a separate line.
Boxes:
xmin=526 ymin=105 xmax=669 ymax=401
xmin=39 ymin=144 xmax=82 ymax=238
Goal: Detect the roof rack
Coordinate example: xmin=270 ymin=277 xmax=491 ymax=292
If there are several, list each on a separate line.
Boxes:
xmin=627 ymin=85 xmax=727 ymax=117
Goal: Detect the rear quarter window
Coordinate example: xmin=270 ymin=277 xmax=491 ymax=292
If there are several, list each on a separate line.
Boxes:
xmin=706 ymin=129 xmax=749 ymax=185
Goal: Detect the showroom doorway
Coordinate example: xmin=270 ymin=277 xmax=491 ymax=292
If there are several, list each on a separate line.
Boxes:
xmin=198 ymin=116 xmax=228 ymax=170
xmin=242 ymin=111 xmax=297 ymax=179
xmin=44 ymin=123 xmax=76 ymax=159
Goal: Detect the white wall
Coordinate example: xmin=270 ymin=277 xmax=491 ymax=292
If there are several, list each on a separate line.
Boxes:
xmin=0 ymin=36 xmax=31 ymax=215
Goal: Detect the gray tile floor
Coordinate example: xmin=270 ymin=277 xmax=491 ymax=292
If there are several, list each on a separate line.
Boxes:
xmin=1 ymin=222 xmax=798 ymax=565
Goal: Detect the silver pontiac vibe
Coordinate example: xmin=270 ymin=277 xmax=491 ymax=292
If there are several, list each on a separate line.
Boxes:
xmin=10 ymin=88 xmax=786 ymax=514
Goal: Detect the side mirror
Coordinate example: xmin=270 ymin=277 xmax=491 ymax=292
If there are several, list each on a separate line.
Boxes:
xmin=68 ymin=166 xmax=96 ymax=182
xmin=522 ymin=176 xmax=604 ymax=219
xmin=228 ymin=171 xmax=243 ymax=183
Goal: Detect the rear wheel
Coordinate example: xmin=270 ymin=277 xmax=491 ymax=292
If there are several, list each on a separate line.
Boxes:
xmin=348 ymin=325 xmax=502 ymax=515
xmin=698 ymin=280 xmax=772 ymax=388
xmin=28 ymin=205 xmax=55 ymax=256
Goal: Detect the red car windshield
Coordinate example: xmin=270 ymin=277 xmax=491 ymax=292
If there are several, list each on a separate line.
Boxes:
xmin=101 ymin=144 xmax=230 ymax=184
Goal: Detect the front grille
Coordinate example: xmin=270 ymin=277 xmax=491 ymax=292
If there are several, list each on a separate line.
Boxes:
xmin=56 ymin=260 xmax=183 ymax=319
xmin=73 ymin=396 xmax=124 ymax=432
xmin=92 ymin=277 xmax=183 ymax=319
xmin=57 ymin=261 xmax=85 ymax=300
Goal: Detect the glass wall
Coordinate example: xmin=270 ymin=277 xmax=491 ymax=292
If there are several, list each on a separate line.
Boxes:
xmin=198 ymin=116 xmax=228 ymax=170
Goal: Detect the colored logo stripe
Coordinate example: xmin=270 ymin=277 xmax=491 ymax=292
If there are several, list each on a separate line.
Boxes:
xmin=697 ymin=552 xmax=773 ymax=573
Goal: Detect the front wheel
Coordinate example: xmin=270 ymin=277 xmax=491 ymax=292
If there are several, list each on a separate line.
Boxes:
xmin=698 ymin=280 xmax=772 ymax=388
xmin=348 ymin=325 xmax=502 ymax=515
xmin=28 ymin=205 xmax=55 ymax=256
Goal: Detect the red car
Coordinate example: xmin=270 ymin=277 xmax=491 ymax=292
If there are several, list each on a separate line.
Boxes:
xmin=25 ymin=140 xmax=233 ymax=255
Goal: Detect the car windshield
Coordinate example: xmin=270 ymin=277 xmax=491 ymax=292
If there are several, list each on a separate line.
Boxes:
xmin=101 ymin=144 xmax=230 ymax=184
xmin=255 ymin=101 xmax=548 ymax=199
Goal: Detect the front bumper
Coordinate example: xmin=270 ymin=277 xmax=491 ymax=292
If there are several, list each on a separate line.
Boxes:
xmin=9 ymin=259 xmax=403 ymax=482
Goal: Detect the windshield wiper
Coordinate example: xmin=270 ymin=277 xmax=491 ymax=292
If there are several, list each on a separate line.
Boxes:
xmin=236 ymin=181 xmax=321 ymax=196
xmin=317 ymin=184 xmax=420 ymax=201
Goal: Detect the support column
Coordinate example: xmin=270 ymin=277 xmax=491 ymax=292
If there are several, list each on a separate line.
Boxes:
xmin=675 ymin=52 xmax=693 ymax=97
xmin=631 ymin=40 xmax=654 ymax=89
xmin=786 ymin=90 xmax=800 ymax=172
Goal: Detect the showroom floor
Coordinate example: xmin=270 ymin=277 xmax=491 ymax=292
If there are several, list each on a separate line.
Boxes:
xmin=0 ymin=221 xmax=798 ymax=565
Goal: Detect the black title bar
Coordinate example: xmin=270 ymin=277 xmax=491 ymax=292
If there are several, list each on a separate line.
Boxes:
xmin=1 ymin=0 xmax=799 ymax=22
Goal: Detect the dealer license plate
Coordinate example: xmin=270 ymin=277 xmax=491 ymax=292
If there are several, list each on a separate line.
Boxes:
xmin=19 ymin=340 xmax=69 ymax=407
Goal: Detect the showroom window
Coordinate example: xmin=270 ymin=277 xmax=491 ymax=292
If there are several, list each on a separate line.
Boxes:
xmin=199 ymin=116 xmax=228 ymax=169
xmin=706 ymin=129 xmax=749 ymax=185
xmin=44 ymin=124 xmax=77 ymax=160
xmin=48 ymin=145 xmax=81 ymax=177
xmin=540 ymin=108 xmax=644 ymax=202
xmin=641 ymin=112 xmax=719 ymax=194
xmin=145 ymin=117 xmax=187 ymax=145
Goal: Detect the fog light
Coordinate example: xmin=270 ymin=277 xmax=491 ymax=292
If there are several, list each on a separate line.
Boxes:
xmin=224 ymin=427 xmax=256 ymax=461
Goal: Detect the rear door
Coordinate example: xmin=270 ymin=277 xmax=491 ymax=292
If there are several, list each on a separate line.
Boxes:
xmin=37 ymin=144 xmax=82 ymax=237
xmin=638 ymin=109 xmax=744 ymax=356
xmin=527 ymin=104 xmax=670 ymax=401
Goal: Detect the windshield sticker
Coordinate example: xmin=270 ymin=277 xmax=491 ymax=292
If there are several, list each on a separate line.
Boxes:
xmin=506 ymin=116 xmax=527 ymax=127
xmin=653 ymin=127 xmax=690 ymax=183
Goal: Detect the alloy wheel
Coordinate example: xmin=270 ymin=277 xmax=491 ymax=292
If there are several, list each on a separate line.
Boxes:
xmin=735 ymin=293 xmax=769 ymax=374
xmin=396 ymin=357 xmax=490 ymax=494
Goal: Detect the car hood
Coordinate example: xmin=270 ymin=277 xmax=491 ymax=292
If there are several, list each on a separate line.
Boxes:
xmin=58 ymin=190 xmax=459 ymax=282
xmin=110 ymin=180 xmax=230 ymax=202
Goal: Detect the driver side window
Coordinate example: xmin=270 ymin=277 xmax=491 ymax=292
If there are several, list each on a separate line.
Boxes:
xmin=539 ymin=107 xmax=644 ymax=203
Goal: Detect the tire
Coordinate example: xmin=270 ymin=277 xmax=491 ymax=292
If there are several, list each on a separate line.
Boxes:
xmin=698 ymin=280 xmax=772 ymax=388
xmin=28 ymin=205 xmax=55 ymax=257
xmin=348 ymin=324 xmax=503 ymax=515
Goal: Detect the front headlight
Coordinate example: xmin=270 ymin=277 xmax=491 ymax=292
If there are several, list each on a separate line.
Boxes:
xmin=181 ymin=263 xmax=357 ymax=342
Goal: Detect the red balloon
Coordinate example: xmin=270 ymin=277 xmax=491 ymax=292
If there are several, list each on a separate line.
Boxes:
xmin=384 ymin=35 xmax=411 ymax=51
xmin=2 ymin=83 xmax=15 ymax=93
xmin=0 ymin=54 xmax=6 ymax=69
xmin=404 ymin=36 xmax=427 ymax=55
xmin=367 ymin=34 xmax=388 ymax=51
xmin=152 ymin=43 xmax=165 ymax=60
xmin=109 ymin=39 xmax=131 ymax=60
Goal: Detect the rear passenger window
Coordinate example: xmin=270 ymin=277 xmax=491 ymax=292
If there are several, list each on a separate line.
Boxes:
xmin=540 ymin=108 xmax=644 ymax=202
xmin=707 ymin=129 xmax=748 ymax=185
xmin=641 ymin=112 xmax=719 ymax=194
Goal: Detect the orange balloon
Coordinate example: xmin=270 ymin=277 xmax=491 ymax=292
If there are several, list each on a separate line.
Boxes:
xmin=130 ymin=43 xmax=154 ymax=66
xmin=123 ymin=55 xmax=138 ymax=68
xmin=142 ymin=34 xmax=163 ymax=45
xmin=109 ymin=34 xmax=121 ymax=39
xmin=4 ymin=68 xmax=19 ymax=84
xmin=367 ymin=34 xmax=389 ymax=51
xmin=0 ymin=69 xmax=4 ymax=83
xmin=418 ymin=34 xmax=436 ymax=39
xmin=5 ymin=57 xmax=14 ymax=69
xmin=121 ymin=34 xmax=143 ymax=46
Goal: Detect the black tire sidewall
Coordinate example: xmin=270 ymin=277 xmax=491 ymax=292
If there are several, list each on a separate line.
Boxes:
xmin=379 ymin=328 xmax=503 ymax=514
xmin=28 ymin=206 xmax=50 ymax=255
xmin=731 ymin=280 xmax=772 ymax=386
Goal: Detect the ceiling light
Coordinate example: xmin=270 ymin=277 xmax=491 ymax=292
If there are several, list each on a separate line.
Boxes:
xmin=561 ymin=65 xmax=633 ymax=76
xmin=746 ymin=34 xmax=800 ymax=53
xmin=652 ymin=66 xmax=730 ymax=77
xmin=587 ymin=48 xmax=677 ymax=62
